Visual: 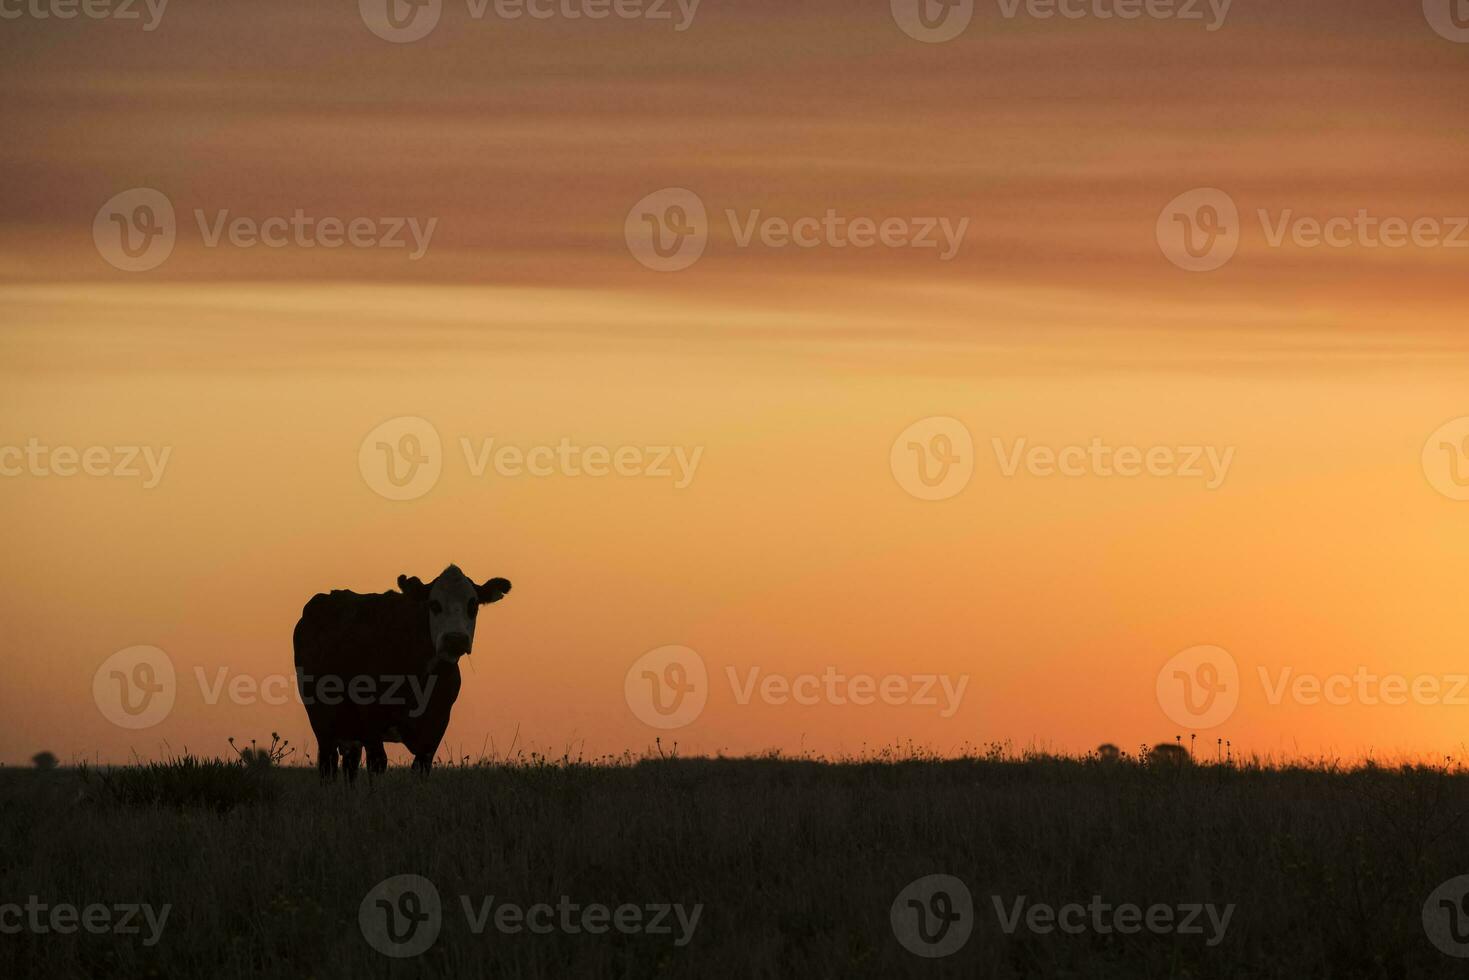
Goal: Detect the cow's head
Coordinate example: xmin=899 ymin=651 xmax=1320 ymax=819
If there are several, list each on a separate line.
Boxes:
xmin=398 ymin=565 xmax=512 ymax=669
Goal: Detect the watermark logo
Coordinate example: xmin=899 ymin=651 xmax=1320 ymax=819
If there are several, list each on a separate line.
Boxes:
xmin=93 ymin=645 xmax=176 ymax=730
xmin=1156 ymin=645 xmax=1237 ymax=729
xmin=359 ymin=416 xmax=443 ymax=501
xmin=94 ymin=188 xmax=176 ymax=273
xmin=360 ymin=0 xmax=442 ymax=42
xmin=626 ymin=188 xmax=708 ymax=272
xmin=1423 ymin=418 xmax=1469 ymax=501
xmin=891 ymin=417 xmax=974 ymax=501
xmin=892 ymin=874 xmax=974 ymax=958
xmin=360 ymin=874 xmax=443 ymax=958
xmin=1424 ymin=0 xmax=1469 ymax=42
xmin=891 ymin=0 xmax=974 ymax=43
xmin=625 ymin=645 xmax=708 ymax=729
xmin=1157 ymin=188 xmax=1239 ymax=273
xmin=1425 ymin=875 xmax=1469 ymax=957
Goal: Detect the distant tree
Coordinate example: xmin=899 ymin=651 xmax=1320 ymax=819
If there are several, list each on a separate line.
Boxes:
xmin=31 ymin=751 xmax=58 ymax=771
xmin=1097 ymin=743 xmax=1121 ymax=762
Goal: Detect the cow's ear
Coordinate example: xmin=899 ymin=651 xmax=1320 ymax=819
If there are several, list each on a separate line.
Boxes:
xmin=477 ymin=577 xmax=512 ymax=604
xmin=398 ymin=575 xmax=428 ymax=599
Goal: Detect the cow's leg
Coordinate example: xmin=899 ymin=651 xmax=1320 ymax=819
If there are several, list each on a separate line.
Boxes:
xmin=402 ymin=665 xmax=457 ymax=777
xmin=405 ymin=731 xmax=440 ymax=775
xmin=341 ymin=742 xmax=363 ymax=785
xmin=317 ymin=737 xmax=338 ymax=782
xmin=365 ymin=741 xmax=388 ymax=775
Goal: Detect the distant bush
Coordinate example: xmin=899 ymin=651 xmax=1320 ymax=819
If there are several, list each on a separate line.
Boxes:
xmin=1148 ymin=743 xmax=1191 ymax=767
xmin=81 ymin=755 xmax=281 ymax=813
xmin=30 ymin=751 xmax=58 ymax=771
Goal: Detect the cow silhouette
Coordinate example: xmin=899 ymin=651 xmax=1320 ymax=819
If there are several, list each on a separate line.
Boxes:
xmin=293 ymin=564 xmax=511 ymax=781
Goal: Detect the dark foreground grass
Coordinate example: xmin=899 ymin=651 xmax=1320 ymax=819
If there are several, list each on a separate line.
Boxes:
xmin=3 ymin=754 xmax=1469 ymax=978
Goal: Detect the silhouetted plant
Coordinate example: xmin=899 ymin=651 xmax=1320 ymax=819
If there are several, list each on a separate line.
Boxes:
xmin=228 ymin=733 xmax=293 ymax=769
xmin=31 ymin=751 xmax=58 ymax=771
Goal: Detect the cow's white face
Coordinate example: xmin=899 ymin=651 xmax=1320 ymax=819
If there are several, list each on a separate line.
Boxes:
xmin=428 ymin=571 xmax=480 ymax=662
xmin=399 ymin=565 xmax=513 ymax=670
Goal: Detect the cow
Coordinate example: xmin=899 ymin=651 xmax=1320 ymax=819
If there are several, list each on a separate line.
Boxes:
xmin=293 ymin=564 xmax=512 ymax=782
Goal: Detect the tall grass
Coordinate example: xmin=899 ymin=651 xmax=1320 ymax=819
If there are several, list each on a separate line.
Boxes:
xmin=3 ymin=749 xmax=1468 ymax=977
xmin=78 ymin=755 xmax=282 ymax=813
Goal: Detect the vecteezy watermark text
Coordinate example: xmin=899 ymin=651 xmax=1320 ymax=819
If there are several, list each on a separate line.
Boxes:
xmin=0 ymin=439 xmax=171 ymax=488
xmin=727 ymin=667 xmax=968 ymax=718
xmin=626 ymin=188 xmax=969 ymax=272
xmin=993 ymin=0 xmax=1230 ymax=29
xmin=94 ymin=188 xmax=437 ymax=272
xmin=0 ymin=898 xmax=171 ymax=946
xmin=92 ymin=643 xmax=447 ymax=730
xmin=624 ymin=646 xmax=970 ymax=729
xmin=991 ymin=895 xmax=1233 ymax=946
xmin=890 ymin=0 xmax=1231 ymax=44
xmin=209 ymin=669 xmax=441 ymax=716
xmin=460 ymin=895 xmax=701 ymax=945
xmin=1156 ymin=644 xmax=1469 ymax=729
xmin=1258 ymin=667 xmax=1469 ymax=708
xmin=359 ymin=416 xmax=704 ymax=501
xmin=194 ymin=210 xmax=436 ymax=259
xmin=358 ymin=875 xmax=701 ymax=958
xmin=1158 ymin=187 xmax=1469 ymax=272
xmin=460 ymin=437 xmax=701 ymax=487
xmin=992 ymin=437 xmax=1234 ymax=489
xmin=890 ymin=874 xmax=1234 ymax=958
xmin=0 ymin=0 xmax=168 ymax=30
xmin=359 ymin=0 xmax=701 ymax=44
xmin=891 ymin=419 xmax=1236 ymax=501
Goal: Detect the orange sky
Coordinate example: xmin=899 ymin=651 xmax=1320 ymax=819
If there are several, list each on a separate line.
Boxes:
xmin=2 ymin=1 xmax=1468 ymax=764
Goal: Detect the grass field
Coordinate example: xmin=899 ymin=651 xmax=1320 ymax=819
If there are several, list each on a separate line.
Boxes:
xmin=3 ymin=752 xmax=1469 ymax=978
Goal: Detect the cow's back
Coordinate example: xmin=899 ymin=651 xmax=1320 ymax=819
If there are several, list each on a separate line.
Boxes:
xmin=294 ymin=589 xmax=426 ymax=745
xmin=293 ymin=589 xmax=418 ymax=675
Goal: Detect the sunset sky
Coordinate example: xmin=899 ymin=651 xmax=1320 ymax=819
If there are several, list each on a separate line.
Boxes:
xmin=2 ymin=0 xmax=1467 ymax=765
